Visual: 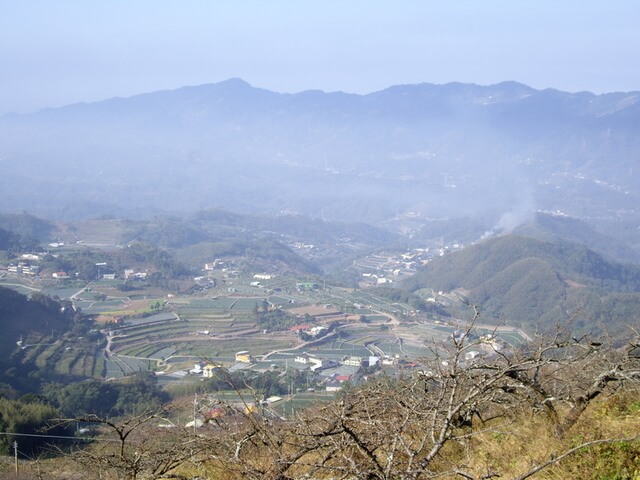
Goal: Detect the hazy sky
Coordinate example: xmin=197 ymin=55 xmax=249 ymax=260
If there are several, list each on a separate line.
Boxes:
xmin=1 ymin=1 xmax=639 ymax=114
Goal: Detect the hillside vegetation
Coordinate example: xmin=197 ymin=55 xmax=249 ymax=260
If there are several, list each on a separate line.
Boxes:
xmin=0 ymin=287 xmax=77 ymax=393
xmin=123 ymin=210 xmax=399 ymax=274
xmin=0 ymin=226 xmax=38 ymax=253
xmin=404 ymin=235 xmax=640 ymax=334
xmin=0 ymin=212 xmax=50 ymax=254
xmin=0 ymin=212 xmax=53 ymax=241
xmin=515 ymin=212 xmax=640 ymax=265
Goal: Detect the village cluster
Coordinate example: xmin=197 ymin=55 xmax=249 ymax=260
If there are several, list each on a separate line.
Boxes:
xmin=350 ymin=244 xmax=464 ymax=285
xmin=180 ymin=347 xmax=417 ymax=395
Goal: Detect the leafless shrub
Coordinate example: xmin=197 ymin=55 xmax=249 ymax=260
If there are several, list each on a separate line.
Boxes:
xmin=57 ymin=318 xmax=639 ymax=479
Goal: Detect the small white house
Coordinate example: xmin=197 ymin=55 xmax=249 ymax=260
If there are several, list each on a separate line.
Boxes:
xmin=325 ymin=379 xmax=342 ymax=392
xmin=189 ymin=364 xmax=203 ymax=375
xmin=343 ymin=355 xmax=362 ymax=367
xmin=295 ymin=353 xmax=324 ymax=369
xmin=253 ymin=274 xmax=272 ymax=280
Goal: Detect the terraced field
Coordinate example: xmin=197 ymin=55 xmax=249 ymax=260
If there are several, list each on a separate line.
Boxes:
xmin=3 ymin=268 xmax=533 ymax=394
xmin=105 ymin=356 xmax=153 ymax=379
xmin=13 ymin=335 xmax=105 ymax=379
xmin=102 ymin=298 xmax=298 ymax=374
xmin=8 ymin=294 xmax=269 ymax=381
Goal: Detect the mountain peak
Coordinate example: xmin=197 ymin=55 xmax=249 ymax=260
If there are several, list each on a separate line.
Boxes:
xmin=217 ymin=77 xmax=253 ymax=88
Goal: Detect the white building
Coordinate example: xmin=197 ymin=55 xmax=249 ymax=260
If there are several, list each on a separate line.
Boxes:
xmin=343 ymin=355 xmax=362 ymax=367
xmin=295 ymin=353 xmax=325 ymax=370
xmin=253 ymin=274 xmax=273 ymax=280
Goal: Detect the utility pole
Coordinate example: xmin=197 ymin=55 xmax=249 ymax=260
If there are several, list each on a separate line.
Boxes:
xmin=13 ymin=441 xmax=18 ymax=474
xmin=290 ymin=377 xmax=294 ymax=419
xmin=193 ymin=393 xmax=197 ymax=435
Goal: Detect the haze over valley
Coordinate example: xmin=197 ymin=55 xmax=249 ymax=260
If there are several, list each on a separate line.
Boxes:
xmin=1 ymin=79 xmax=639 ymax=237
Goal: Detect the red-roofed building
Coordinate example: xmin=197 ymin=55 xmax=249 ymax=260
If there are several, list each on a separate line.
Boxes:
xmin=400 ymin=361 xmax=418 ymax=369
xmin=204 ymin=407 xmax=226 ymax=420
xmin=289 ymin=324 xmax=312 ymax=332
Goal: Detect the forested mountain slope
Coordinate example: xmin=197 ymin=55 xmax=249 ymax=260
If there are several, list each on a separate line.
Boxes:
xmin=404 ymin=235 xmax=640 ymax=334
xmin=0 ymin=287 xmax=76 ymax=392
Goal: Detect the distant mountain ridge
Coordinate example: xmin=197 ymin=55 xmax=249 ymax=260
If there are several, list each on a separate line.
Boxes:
xmin=1 ymin=79 xmax=638 ymax=254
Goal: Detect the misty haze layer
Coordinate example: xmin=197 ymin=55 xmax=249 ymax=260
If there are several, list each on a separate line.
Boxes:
xmin=0 ymin=79 xmax=638 ymax=231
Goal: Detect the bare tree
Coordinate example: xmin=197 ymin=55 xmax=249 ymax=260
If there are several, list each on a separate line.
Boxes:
xmin=206 ymin=315 xmax=640 ymax=479
xmin=58 ymin=407 xmax=209 ymax=480
xmin=54 ymin=320 xmax=639 ymax=479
